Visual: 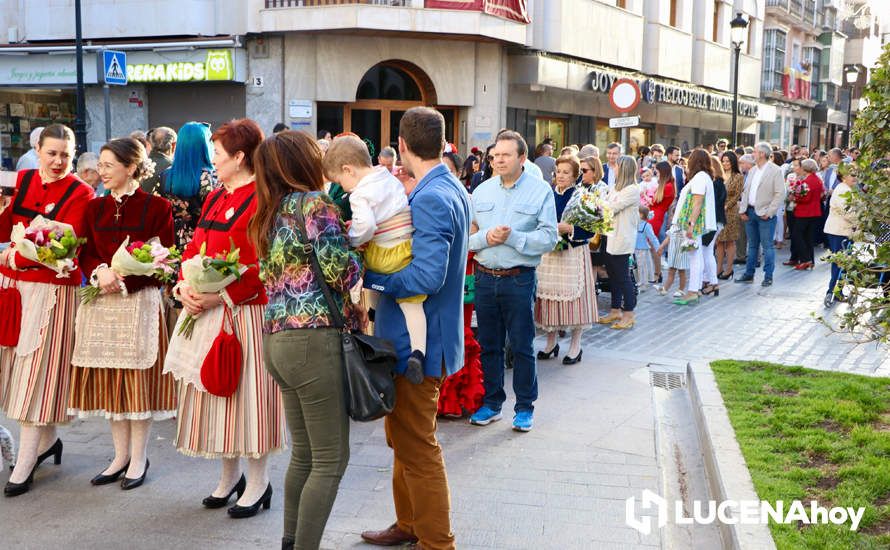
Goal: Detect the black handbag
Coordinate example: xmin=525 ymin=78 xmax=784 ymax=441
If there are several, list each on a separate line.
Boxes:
xmin=292 ymin=195 xmax=398 ymax=422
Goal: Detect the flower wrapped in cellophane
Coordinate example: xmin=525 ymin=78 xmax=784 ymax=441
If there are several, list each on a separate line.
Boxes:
xmin=175 ymin=239 xmax=247 ymax=338
xmin=80 ymin=237 xmax=182 ymax=305
xmin=561 ymin=184 xmax=614 ymax=235
xmin=10 ymin=215 xmax=86 ymax=277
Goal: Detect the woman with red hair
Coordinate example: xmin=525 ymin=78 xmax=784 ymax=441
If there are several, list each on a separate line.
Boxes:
xmin=164 ymin=119 xmax=285 ymax=518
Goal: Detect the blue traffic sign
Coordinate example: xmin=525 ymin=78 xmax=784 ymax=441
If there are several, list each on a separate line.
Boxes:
xmin=102 ymin=50 xmax=127 ymax=85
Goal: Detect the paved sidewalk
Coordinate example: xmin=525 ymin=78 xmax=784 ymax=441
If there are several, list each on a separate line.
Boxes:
xmin=1 ymin=353 xmax=660 ymax=550
xmin=583 ymin=246 xmax=890 ymax=377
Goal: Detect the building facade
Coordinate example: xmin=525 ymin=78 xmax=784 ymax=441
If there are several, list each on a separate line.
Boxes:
xmin=0 ymin=0 xmax=769 ymax=167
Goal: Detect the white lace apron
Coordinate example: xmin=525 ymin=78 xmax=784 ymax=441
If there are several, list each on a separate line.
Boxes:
xmin=163 ymin=305 xmax=226 ymax=392
xmin=6 ymin=279 xmax=58 ymax=358
xmin=535 ymin=244 xmax=586 ymax=301
xmin=71 ymin=287 xmax=161 ymax=370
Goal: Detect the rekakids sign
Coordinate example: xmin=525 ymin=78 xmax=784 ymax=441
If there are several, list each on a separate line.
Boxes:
xmin=127 ymin=50 xmax=234 ymax=83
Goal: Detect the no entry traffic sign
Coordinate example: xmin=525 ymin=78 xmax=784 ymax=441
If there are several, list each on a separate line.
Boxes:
xmin=609 ymin=78 xmax=641 ymax=113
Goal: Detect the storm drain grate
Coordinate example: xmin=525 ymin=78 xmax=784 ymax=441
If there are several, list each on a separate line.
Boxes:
xmin=650 ymin=371 xmax=687 ymax=391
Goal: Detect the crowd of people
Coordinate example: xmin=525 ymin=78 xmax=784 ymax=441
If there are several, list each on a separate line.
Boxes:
xmin=0 ymin=108 xmax=859 ymax=550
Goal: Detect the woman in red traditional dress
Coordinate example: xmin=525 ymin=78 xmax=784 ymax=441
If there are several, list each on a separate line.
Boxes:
xmin=0 ymin=124 xmax=93 ymax=496
xmin=69 ymin=137 xmax=177 ymax=490
xmin=164 ymin=119 xmax=285 ymax=518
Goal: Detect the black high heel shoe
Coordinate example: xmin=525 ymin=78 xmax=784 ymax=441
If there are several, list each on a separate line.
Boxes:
xmin=228 ymin=483 xmax=272 ymax=518
xmin=562 ymin=349 xmax=583 ymax=365
xmin=121 ymin=459 xmax=149 ymax=490
xmin=91 ymin=461 xmax=130 ymax=486
xmin=702 ymin=284 xmax=720 ymax=297
xmin=716 ymin=271 xmax=733 ymax=281
xmin=12 ymin=438 xmax=63 ymax=474
xmin=4 ymin=465 xmax=36 ymax=497
xmin=536 ymin=344 xmax=559 ymax=360
xmin=203 ymin=474 xmax=247 ymax=508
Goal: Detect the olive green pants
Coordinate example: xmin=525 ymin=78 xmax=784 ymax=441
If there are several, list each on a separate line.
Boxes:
xmin=263 ymin=328 xmax=349 ymax=550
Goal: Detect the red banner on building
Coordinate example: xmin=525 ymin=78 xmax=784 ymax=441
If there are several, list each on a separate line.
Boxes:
xmin=425 ymin=0 xmax=530 ymax=24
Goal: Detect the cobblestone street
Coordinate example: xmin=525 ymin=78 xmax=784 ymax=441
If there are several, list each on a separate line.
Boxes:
xmin=584 ymin=246 xmax=890 ymax=377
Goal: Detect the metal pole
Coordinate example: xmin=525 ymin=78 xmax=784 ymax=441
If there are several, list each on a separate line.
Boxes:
xmin=74 ymin=0 xmax=87 ymax=154
xmin=103 ymin=85 xmax=111 ymax=142
xmin=845 ymin=84 xmax=853 ymax=148
xmin=731 ymin=43 xmax=741 ymax=148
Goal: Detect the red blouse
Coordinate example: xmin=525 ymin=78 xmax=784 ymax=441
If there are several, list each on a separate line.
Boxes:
xmin=180 ymin=182 xmax=266 ymax=306
xmin=793 ymin=173 xmax=824 ymax=219
xmin=79 ymin=188 xmax=174 ymax=294
xmin=649 ymin=180 xmax=675 ymax=235
xmin=0 ymin=169 xmax=93 ymax=285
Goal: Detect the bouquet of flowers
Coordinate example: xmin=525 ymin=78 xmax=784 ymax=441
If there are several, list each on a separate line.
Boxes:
xmin=176 ymin=239 xmax=247 ymax=338
xmin=561 ymin=185 xmax=614 ymax=235
xmin=10 ymin=216 xmax=86 ymax=277
xmin=787 ymin=179 xmax=809 ymax=206
xmin=680 ymin=237 xmax=700 ymax=252
xmin=80 ymin=237 xmax=182 ymax=305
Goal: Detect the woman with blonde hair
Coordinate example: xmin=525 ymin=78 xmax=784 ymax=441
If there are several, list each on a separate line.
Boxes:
xmin=535 ymin=155 xmax=598 ymax=364
xmin=597 ymin=155 xmax=640 ymax=329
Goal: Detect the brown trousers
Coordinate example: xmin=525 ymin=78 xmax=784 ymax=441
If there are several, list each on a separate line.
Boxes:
xmin=385 ymin=374 xmax=456 ymax=550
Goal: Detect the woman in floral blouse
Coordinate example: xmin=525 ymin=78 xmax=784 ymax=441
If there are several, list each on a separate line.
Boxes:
xmin=249 ymin=130 xmax=362 ymax=550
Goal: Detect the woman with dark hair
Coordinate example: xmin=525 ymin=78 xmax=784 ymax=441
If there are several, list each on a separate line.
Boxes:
xmin=0 ymin=124 xmax=94 ymax=496
xmin=164 ymin=118 xmax=285 ymax=518
xmin=701 ymin=156 xmax=726 ymax=296
xmin=716 ymin=151 xmax=743 ymax=280
xmin=70 ymin=137 xmax=175 ymax=490
xmin=672 ymin=149 xmax=715 ymax=305
xmin=650 ymin=161 xmax=676 ymax=239
xmin=461 ymin=154 xmax=478 ymax=190
xmin=249 ymin=130 xmax=362 ymax=550
xmin=443 ymin=151 xmax=462 ymax=179
xmin=156 ymin=122 xmax=217 ymax=251
xmin=469 ymin=144 xmax=495 ymax=193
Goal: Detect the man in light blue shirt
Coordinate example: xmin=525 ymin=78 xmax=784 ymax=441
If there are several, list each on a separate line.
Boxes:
xmin=468 ymin=130 xmax=557 ymax=432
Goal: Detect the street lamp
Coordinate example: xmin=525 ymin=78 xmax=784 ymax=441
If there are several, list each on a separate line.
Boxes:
xmin=730 ymin=12 xmax=749 ymax=148
xmin=844 ymin=64 xmax=859 ymax=148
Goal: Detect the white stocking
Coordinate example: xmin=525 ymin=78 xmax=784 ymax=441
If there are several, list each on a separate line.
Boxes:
xmin=568 ymin=328 xmax=583 ymax=357
xmin=212 ymin=457 xmax=242 ymax=498
xmin=126 ymin=419 xmax=151 ymax=478
xmin=237 ymin=455 xmax=269 ymax=506
xmin=399 ymin=301 xmax=427 ymax=355
xmin=38 ymin=425 xmax=57 ymax=454
xmin=104 ymin=420 xmax=131 ymax=474
xmin=9 ymin=425 xmax=42 ymax=484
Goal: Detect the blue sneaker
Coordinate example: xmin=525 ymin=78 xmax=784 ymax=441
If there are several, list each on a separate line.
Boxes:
xmin=512 ymin=411 xmax=534 ymax=432
xmin=469 ymin=406 xmax=502 ymax=426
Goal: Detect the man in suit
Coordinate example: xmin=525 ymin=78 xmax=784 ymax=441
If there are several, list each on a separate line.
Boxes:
xmin=736 ymin=142 xmax=786 ymax=287
xmin=361 ymin=107 xmax=468 ymax=550
xmin=666 ymin=145 xmax=685 ymax=194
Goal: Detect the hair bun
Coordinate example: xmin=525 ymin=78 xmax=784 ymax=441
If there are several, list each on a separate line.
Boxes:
xmin=137 ymin=157 xmax=156 ymax=183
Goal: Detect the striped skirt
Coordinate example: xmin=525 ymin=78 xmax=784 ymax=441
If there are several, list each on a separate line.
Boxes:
xmin=534 ymin=245 xmax=598 ymax=331
xmin=0 ymin=279 xmax=76 ymax=426
xmin=634 ymin=248 xmax=657 ymax=285
xmin=173 ymin=304 xmax=286 ymax=459
xmin=68 ymin=307 xmax=176 ymax=421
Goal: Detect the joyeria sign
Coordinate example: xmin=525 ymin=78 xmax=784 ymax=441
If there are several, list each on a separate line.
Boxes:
xmin=625 ymin=490 xmax=865 ymax=535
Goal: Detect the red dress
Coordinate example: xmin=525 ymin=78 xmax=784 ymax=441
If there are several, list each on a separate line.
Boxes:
xmin=648 ymin=180 xmax=675 ymax=235
xmin=437 ymin=252 xmax=484 ymax=417
xmin=793 ymin=173 xmax=824 ymax=219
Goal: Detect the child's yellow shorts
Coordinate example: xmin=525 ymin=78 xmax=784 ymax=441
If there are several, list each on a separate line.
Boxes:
xmin=365 ymin=240 xmax=426 ymax=304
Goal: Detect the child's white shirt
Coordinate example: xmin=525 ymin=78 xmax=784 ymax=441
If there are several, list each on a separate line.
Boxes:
xmin=348 ymin=166 xmax=409 ymax=248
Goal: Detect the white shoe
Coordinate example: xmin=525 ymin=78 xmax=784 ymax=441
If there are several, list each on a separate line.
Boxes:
xmin=672 ymin=290 xmax=684 ymax=298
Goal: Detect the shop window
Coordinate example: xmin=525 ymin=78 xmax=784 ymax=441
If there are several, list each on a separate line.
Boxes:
xmin=0 ymin=89 xmax=76 ymax=169
xmin=535 ymin=118 xmax=567 ymax=153
xmin=317 ymin=103 xmax=344 ymax=137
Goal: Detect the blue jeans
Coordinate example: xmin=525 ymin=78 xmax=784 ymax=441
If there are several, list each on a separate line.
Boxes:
xmin=474 ymin=269 xmax=538 ymax=413
xmin=744 ymin=207 xmax=777 ymax=279
xmin=826 ymin=233 xmax=850 ymax=295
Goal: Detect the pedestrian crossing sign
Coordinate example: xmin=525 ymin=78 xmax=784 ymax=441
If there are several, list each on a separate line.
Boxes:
xmin=102 ymin=50 xmax=127 ymax=85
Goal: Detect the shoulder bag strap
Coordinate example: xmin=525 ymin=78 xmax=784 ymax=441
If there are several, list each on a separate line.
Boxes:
xmin=291 ymin=194 xmax=346 ymax=329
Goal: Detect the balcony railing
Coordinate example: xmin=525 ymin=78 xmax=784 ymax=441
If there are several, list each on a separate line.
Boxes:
xmin=766 ymin=0 xmax=789 ymax=8
xmin=265 ymin=0 xmax=409 ymax=7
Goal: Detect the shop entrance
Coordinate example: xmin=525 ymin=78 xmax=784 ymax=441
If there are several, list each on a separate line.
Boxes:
xmin=148 ymin=83 xmax=245 ymax=134
xmin=535 ymin=117 xmax=567 ymax=152
xmin=317 ymin=61 xmax=456 ymax=161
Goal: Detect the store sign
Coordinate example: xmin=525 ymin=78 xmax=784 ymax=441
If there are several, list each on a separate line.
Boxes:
xmin=127 ymin=50 xmax=234 ymax=83
xmin=589 ymin=69 xmax=759 ymax=118
xmin=0 ymin=54 xmax=98 ymax=85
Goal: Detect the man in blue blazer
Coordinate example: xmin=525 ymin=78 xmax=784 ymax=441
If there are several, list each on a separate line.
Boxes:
xmin=361 ymin=107 xmax=468 ymax=550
